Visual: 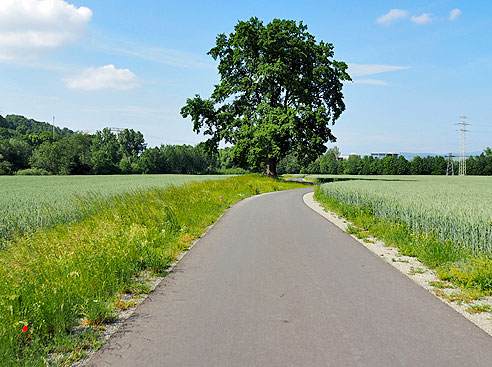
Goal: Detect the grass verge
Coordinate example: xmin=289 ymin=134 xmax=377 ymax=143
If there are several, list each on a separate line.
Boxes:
xmin=0 ymin=175 xmax=305 ymax=366
xmin=314 ymin=186 xmax=492 ymax=296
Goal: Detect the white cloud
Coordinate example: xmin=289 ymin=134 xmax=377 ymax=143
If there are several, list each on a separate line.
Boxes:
xmin=0 ymin=0 xmax=92 ymax=60
xmin=449 ymin=9 xmax=461 ymax=21
xmin=411 ymin=13 xmax=432 ymax=24
xmin=91 ymin=37 xmax=217 ymax=70
xmin=348 ymin=64 xmax=410 ymax=77
xmin=65 ymin=65 xmax=139 ymax=91
xmin=353 ymin=79 xmax=389 ymax=86
xmin=376 ymin=9 xmax=409 ymax=25
xmin=119 ymin=45 xmax=216 ymax=70
xmin=347 ymin=64 xmax=410 ymax=86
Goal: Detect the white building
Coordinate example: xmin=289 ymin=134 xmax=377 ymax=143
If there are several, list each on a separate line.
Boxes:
xmin=370 ymin=152 xmax=399 ymax=159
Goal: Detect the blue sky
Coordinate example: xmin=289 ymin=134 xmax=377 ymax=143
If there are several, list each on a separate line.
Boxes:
xmin=0 ymin=0 xmax=491 ymax=155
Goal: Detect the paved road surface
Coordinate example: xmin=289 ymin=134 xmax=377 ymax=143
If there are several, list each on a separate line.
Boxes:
xmin=88 ymin=188 xmax=492 ymax=366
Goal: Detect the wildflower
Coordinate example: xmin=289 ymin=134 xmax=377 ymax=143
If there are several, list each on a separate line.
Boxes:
xmin=22 ymin=326 xmax=28 ymax=333
xmin=219 ymin=195 xmax=222 ymax=202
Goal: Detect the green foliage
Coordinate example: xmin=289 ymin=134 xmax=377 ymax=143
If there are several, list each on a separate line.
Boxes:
xmin=0 ymin=154 xmax=13 ymax=174
xmin=15 ymin=168 xmax=50 ymax=176
xmin=160 ymin=144 xmax=206 ymax=174
xmin=302 ymin=149 xmax=470 ymax=176
xmin=0 ymin=114 xmax=249 ymax=176
xmin=91 ymin=128 xmax=121 ymax=174
xmin=117 ymin=129 xmax=146 ymax=174
xmin=138 ymin=147 xmax=165 ymax=174
xmin=439 ymin=257 xmax=492 ymax=291
xmin=29 ymin=142 xmax=64 ymax=174
xmin=181 ymin=17 xmax=350 ymax=176
xmin=29 ymin=133 xmax=93 ymax=175
xmin=0 ymin=175 xmax=304 ymax=365
xmin=138 ymin=144 xmax=212 ymax=174
xmin=467 ymin=303 xmax=492 ymax=313
xmin=0 ymin=115 xmax=73 ymax=140
xmin=277 ymin=152 xmax=302 ymax=174
xmin=215 ymin=167 xmax=249 ymax=175
xmin=344 ymin=155 xmax=362 ymax=175
xmin=0 ymin=114 xmax=92 ymax=176
xmin=117 ymin=129 xmax=146 ymax=159
xmin=27 ymin=131 xmax=52 ymax=148
xmin=467 ymin=148 xmax=492 ymax=175
xmin=0 ymin=138 xmax=32 ymax=171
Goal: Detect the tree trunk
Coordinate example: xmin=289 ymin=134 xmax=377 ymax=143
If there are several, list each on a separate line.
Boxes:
xmin=264 ymin=157 xmax=277 ymax=178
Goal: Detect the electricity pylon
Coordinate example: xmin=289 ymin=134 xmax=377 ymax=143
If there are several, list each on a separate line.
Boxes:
xmin=456 ymin=116 xmax=470 ymax=176
xmin=108 ymin=127 xmax=124 ymax=135
xmin=446 ymin=153 xmax=454 ymax=176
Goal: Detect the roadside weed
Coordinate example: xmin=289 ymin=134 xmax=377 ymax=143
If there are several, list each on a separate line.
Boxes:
xmin=434 ymin=289 xmax=487 ymax=304
xmin=408 ymin=267 xmax=426 ymax=275
xmin=428 ymin=281 xmax=453 ymax=289
xmin=466 ymin=304 xmax=492 ymax=314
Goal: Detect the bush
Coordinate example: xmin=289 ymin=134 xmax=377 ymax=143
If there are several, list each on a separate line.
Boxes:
xmin=215 ymin=167 xmax=249 ymax=175
xmin=15 ymin=168 xmax=51 ymax=176
xmin=0 ymin=160 xmax=12 ymax=175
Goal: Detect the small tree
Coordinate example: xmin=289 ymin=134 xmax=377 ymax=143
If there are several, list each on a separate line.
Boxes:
xmin=181 ymin=17 xmax=350 ymax=177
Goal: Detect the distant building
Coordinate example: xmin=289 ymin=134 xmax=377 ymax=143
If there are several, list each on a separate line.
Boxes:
xmin=338 ymin=153 xmax=359 ymax=161
xmin=370 ymin=152 xmax=399 ymax=159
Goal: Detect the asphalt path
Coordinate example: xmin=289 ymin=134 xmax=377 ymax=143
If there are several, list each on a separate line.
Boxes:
xmin=88 ymin=187 xmax=492 ymax=366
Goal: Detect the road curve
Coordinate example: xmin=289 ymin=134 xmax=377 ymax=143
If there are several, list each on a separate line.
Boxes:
xmin=88 ymin=188 xmax=492 ymax=366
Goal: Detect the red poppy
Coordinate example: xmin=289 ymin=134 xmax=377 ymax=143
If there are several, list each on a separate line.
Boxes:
xmin=22 ymin=326 xmax=28 ymax=333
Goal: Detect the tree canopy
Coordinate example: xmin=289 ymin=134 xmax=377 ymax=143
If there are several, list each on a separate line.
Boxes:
xmin=181 ymin=17 xmax=351 ymax=176
xmin=0 ymin=114 xmax=249 ymax=175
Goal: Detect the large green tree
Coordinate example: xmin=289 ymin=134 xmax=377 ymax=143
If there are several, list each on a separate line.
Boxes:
xmin=0 ymin=138 xmax=32 ymax=171
xmin=118 ymin=129 xmax=146 ymax=160
xmin=181 ymin=17 xmax=350 ymax=176
xmin=91 ymin=128 xmax=121 ymax=174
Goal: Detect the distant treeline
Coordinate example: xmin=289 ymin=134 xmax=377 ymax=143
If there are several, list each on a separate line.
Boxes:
xmin=1 ymin=114 xmax=491 ymax=176
xmin=0 ymin=115 xmax=246 ymax=175
xmin=277 ymin=147 xmax=492 ymax=176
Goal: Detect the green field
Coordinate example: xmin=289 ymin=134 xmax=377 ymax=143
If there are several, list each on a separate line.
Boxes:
xmin=0 ymin=174 xmax=232 ymax=242
xmin=317 ymin=176 xmax=492 ymax=253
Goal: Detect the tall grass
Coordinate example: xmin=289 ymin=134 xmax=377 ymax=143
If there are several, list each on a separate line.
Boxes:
xmin=317 ymin=176 xmax=492 ymax=253
xmin=0 ymin=174 xmax=232 ymax=243
xmin=314 ymin=179 xmax=492 ymax=296
xmin=0 ymin=175 xmax=304 ymax=366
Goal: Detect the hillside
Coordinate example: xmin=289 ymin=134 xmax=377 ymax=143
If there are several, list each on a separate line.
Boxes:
xmin=0 ymin=114 xmax=74 ymax=139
